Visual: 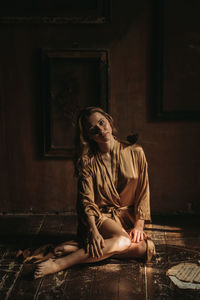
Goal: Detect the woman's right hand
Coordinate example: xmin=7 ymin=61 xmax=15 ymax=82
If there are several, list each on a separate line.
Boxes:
xmin=87 ymin=228 xmax=105 ymax=258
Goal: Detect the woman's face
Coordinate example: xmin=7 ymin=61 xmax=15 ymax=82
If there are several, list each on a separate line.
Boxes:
xmin=86 ymin=112 xmax=113 ymax=145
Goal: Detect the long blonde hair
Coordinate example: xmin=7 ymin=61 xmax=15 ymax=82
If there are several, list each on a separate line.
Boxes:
xmin=74 ymin=107 xmax=117 ymax=177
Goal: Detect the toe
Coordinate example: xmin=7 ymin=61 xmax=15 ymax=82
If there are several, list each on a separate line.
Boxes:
xmin=54 ymin=247 xmax=60 ymax=253
xmin=34 ymin=272 xmax=42 ymax=279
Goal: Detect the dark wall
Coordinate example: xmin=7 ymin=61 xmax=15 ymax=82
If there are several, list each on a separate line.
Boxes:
xmin=0 ymin=1 xmax=200 ymax=214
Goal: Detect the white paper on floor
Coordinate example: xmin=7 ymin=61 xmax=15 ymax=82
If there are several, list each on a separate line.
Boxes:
xmin=167 ymin=262 xmax=200 ymax=290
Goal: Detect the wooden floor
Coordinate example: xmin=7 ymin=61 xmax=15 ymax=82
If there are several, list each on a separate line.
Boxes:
xmin=0 ymin=214 xmax=200 ymax=300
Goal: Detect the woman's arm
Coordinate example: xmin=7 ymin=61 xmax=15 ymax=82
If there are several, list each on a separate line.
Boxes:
xmin=129 ymin=218 xmax=147 ymax=243
xmin=87 ymin=215 xmax=105 ymax=257
xmin=134 ymin=148 xmax=151 ymax=222
xmin=78 ymin=165 xmax=105 ymax=257
xmin=131 ymin=147 xmax=151 ymax=243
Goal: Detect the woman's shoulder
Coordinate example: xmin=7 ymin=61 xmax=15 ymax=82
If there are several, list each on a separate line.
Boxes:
xmin=119 ymin=140 xmax=144 ymax=154
xmin=130 ymin=143 xmax=144 ymax=154
xmin=119 ymin=142 xmax=148 ymax=169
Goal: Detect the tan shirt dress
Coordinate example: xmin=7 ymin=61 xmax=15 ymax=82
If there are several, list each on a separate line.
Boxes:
xmin=77 ymin=140 xmax=151 ymax=245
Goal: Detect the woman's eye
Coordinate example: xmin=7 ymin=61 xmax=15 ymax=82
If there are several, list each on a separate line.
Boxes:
xmin=99 ymin=120 xmax=104 ymax=125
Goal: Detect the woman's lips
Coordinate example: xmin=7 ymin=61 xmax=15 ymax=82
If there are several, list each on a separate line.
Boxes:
xmin=101 ymin=132 xmax=109 ymax=138
xmin=101 ymin=132 xmax=109 ymax=137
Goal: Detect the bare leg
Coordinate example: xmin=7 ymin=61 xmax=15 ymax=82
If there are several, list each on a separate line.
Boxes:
xmin=113 ymin=240 xmax=146 ymax=259
xmin=114 ymin=238 xmax=156 ymax=262
xmin=54 ymin=241 xmax=79 ymax=256
xmin=34 ymin=219 xmax=144 ymax=279
xmin=34 ymin=236 xmax=130 ymax=278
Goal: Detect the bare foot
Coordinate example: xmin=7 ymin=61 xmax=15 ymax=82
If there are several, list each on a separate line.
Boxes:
xmin=34 ymin=258 xmax=61 ymax=279
xmin=54 ymin=242 xmax=79 ymax=257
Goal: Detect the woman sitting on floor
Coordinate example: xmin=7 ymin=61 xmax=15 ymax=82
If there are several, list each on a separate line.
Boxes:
xmin=34 ymin=106 xmax=156 ymax=279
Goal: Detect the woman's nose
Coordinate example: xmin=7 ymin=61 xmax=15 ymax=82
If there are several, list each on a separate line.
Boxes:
xmin=96 ymin=124 xmax=103 ymax=131
xmin=93 ymin=125 xmax=103 ymax=135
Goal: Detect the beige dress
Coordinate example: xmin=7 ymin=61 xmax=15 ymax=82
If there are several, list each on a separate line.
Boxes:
xmin=17 ymin=140 xmax=152 ymax=263
xmin=77 ymin=139 xmax=151 ymax=246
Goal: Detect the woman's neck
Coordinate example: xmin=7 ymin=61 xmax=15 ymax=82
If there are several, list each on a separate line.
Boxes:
xmin=98 ymin=136 xmax=115 ymax=154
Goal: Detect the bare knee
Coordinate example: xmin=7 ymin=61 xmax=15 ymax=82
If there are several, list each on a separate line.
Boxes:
xmin=113 ymin=235 xmax=131 ymax=253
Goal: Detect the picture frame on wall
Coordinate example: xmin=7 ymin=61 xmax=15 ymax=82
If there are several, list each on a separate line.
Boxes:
xmin=0 ymin=0 xmax=110 ymax=24
xmin=41 ymin=49 xmax=109 ymax=158
xmin=152 ymin=0 xmax=200 ymax=120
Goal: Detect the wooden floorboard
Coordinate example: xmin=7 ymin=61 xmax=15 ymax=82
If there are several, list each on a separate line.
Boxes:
xmin=118 ymin=263 xmax=145 ymax=300
xmin=36 ymin=269 xmax=68 ymax=300
xmin=0 ymin=262 xmax=23 ymax=300
xmin=0 ymin=215 xmax=200 ymax=300
xmin=63 ymin=266 xmax=96 ymax=300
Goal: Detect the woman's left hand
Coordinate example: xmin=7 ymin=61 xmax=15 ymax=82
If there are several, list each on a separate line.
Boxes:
xmin=129 ymin=219 xmax=147 ymax=243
